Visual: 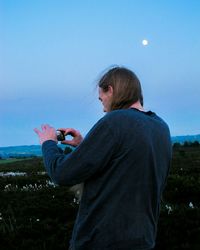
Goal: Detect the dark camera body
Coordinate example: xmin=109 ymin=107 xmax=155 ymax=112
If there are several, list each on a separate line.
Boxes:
xmin=56 ymin=130 xmax=65 ymax=141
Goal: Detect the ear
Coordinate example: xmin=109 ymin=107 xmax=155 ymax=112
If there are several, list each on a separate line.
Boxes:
xmin=107 ymin=85 xmax=113 ymax=96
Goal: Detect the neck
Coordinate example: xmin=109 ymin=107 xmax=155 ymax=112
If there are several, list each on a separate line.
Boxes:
xmin=129 ymin=101 xmax=145 ymax=111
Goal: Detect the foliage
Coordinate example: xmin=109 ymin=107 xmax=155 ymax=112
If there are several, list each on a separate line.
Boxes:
xmin=0 ymin=144 xmax=200 ymax=250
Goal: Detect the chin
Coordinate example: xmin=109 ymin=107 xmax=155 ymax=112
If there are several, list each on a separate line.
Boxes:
xmin=103 ymin=105 xmax=109 ymax=113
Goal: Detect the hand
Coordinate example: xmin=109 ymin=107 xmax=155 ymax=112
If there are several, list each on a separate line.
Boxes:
xmin=34 ymin=124 xmax=57 ymax=145
xmin=57 ymin=128 xmax=83 ymax=147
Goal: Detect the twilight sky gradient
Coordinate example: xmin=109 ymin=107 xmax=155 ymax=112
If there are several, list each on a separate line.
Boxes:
xmin=0 ymin=0 xmax=200 ymax=147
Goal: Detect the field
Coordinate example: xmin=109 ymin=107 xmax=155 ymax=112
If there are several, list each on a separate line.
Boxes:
xmin=0 ymin=158 xmax=33 ymax=164
xmin=0 ymin=144 xmax=200 ymax=250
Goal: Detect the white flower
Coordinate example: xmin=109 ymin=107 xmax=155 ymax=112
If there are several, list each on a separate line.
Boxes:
xmin=165 ymin=204 xmax=173 ymax=214
xmin=189 ymin=202 xmax=194 ymax=209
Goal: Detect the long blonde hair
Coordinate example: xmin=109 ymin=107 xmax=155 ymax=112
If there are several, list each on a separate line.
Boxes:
xmin=98 ymin=66 xmax=143 ymax=110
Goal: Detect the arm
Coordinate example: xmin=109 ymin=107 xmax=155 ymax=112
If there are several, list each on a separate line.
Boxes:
xmin=35 ymin=118 xmax=117 ymax=186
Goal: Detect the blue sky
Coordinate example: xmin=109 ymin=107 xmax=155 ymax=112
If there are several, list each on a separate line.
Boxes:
xmin=0 ymin=0 xmax=200 ymax=147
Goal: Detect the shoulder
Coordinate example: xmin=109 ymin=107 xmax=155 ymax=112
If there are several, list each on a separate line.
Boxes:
xmin=103 ymin=109 xmax=149 ymax=124
xmin=103 ymin=109 xmax=130 ymax=121
xmin=87 ymin=110 xmax=127 ymax=137
xmin=98 ymin=109 xmax=147 ymax=127
xmin=96 ymin=110 xmax=127 ymax=127
xmin=96 ymin=108 xmax=170 ymax=130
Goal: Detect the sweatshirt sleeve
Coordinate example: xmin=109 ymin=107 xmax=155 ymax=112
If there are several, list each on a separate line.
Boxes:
xmin=42 ymin=116 xmax=117 ymax=186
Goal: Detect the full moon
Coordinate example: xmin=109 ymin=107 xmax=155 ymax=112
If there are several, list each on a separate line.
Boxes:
xmin=142 ymin=39 xmax=148 ymax=46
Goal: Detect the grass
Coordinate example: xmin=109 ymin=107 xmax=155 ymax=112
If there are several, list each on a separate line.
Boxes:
xmin=0 ymin=145 xmax=200 ymax=250
xmin=0 ymin=157 xmax=43 ymax=174
xmin=0 ymin=158 xmax=33 ymax=164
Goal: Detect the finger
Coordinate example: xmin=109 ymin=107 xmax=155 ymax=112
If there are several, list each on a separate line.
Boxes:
xmin=57 ymin=128 xmax=74 ymax=132
xmin=42 ymin=124 xmax=51 ymax=131
xmin=57 ymin=128 xmax=66 ymax=133
xmin=57 ymin=128 xmax=78 ymax=136
xmin=41 ymin=124 xmax=46 ymax=131
xmin=61 ymin=139 xmax=76 ymax=146
xmin=61 ymin=140 xmax=70 ymax=145
xmin=34 ymin=128 xmax=41 ymax=136
xmin=67 ymin=128 xmax=80 ymax=136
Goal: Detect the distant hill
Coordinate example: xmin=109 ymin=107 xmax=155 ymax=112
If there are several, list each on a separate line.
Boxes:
xmin=0 ymin=144 xmax=66 ymax=159
xmin=171 ymin=134 xmax=200 ymax=144
xmin=0 ymin=145 xmax=42 ymax=159
xmin=0 ymin=134 xmax=200 ymax=159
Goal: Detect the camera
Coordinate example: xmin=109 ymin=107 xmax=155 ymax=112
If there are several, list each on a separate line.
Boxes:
xmin=56 ymin=130 xmax=65 ymax=141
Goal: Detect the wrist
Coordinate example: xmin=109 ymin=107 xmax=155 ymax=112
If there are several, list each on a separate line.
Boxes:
xmin=41 ymin=139 xmax=58 ymax=145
